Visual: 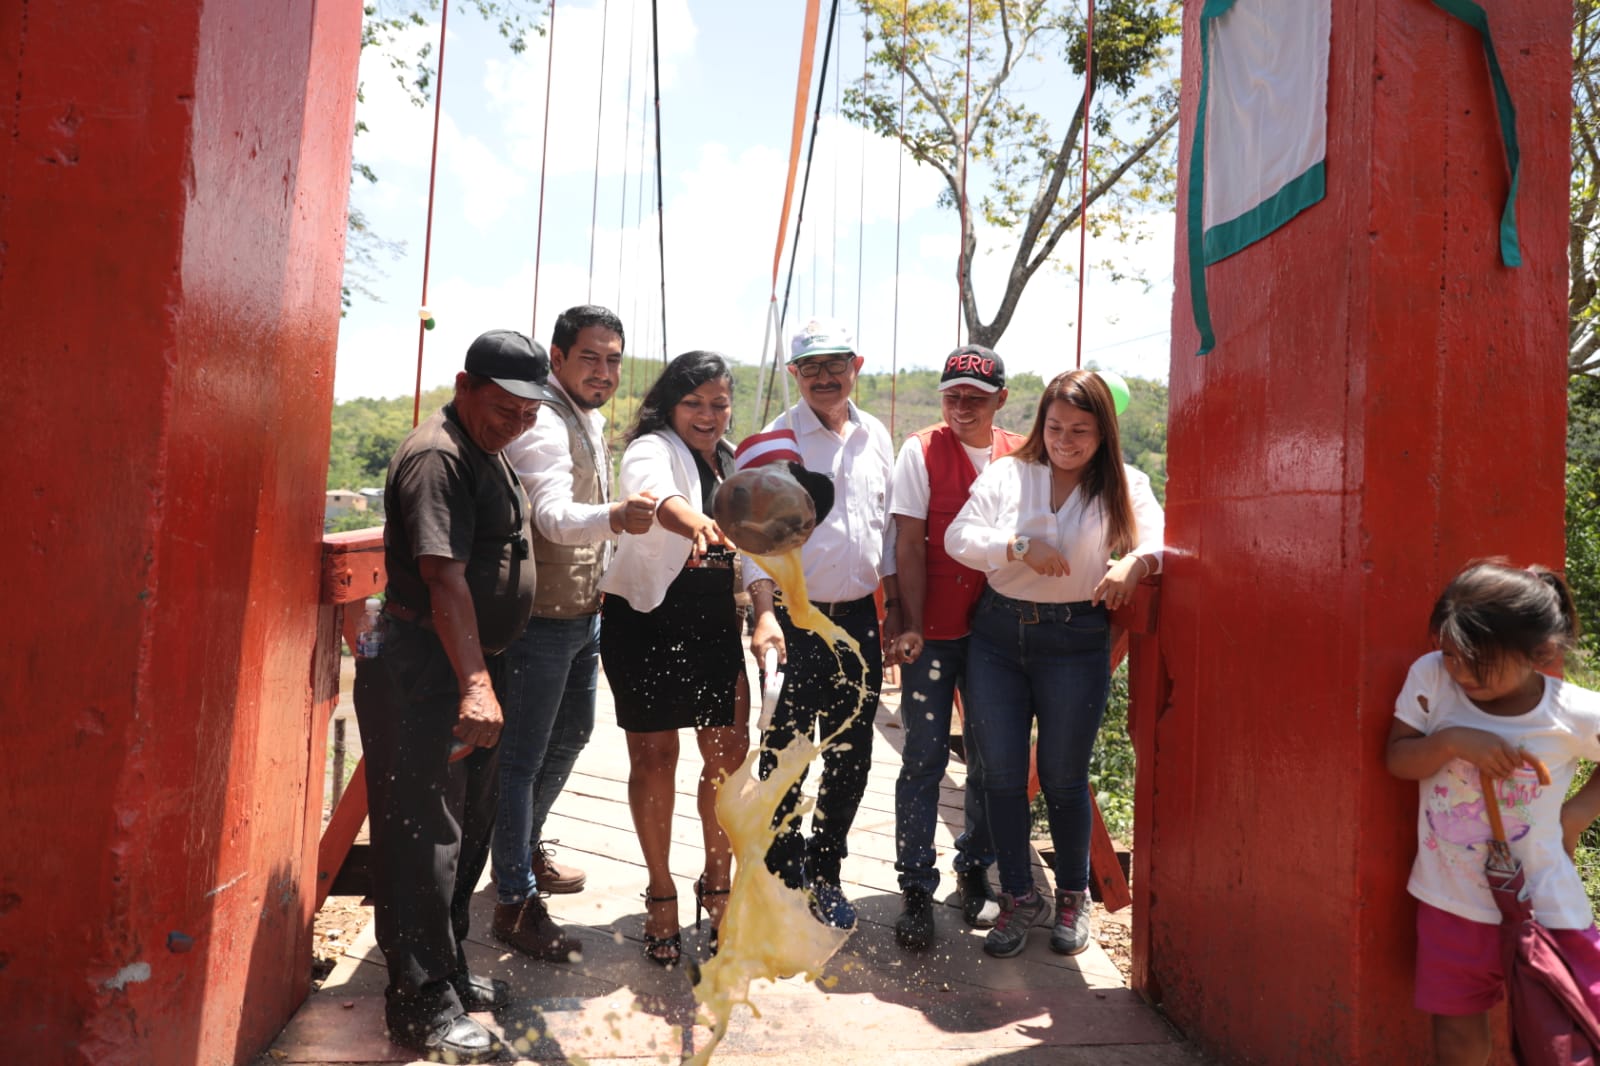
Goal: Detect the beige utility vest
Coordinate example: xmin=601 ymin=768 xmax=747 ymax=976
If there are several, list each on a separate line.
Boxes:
xmin=530 ymin=397 xmax=609 ymax=618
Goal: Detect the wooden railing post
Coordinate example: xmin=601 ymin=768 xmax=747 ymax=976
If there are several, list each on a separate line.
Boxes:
xmin=311 ymin=528 xmax=386 ymax=910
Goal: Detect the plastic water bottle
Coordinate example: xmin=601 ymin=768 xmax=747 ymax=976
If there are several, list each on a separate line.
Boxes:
xmin=355 ymin=597 xmax=384 ymax=659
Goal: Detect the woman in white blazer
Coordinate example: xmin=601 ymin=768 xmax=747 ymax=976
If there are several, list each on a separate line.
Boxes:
xmin=945 ymin=369 xmax=1163 ymax=961
xmin=598 ymin=350 xmax=748 ymax=968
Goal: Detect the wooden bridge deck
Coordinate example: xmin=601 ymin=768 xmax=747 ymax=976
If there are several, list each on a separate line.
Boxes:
xmin=266 ymin=665 xmax=1197 ymax=1065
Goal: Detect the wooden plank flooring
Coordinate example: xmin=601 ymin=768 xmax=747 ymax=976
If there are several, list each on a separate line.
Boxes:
xmin=267 ymin=657 xmax=1196 ymax=1065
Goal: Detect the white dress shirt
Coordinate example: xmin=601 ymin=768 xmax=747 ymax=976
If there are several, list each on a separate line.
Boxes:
xmin=742 ymin=399 xmax=895 ymax=602
xmin=945 ymin=457 xmax=1164 ymax=603
xmin=598 ymin=429 xmax=709 ymax=613
xmin=503 ymin=377 xmax=614 ymax=548
xmin=889 ymin=433 xmax=1000 ymax=521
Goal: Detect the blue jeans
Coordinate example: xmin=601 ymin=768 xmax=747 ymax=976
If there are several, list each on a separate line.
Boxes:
xmin=964 ymin=591 xmax=1110 ymax=898
xmin=893 ymin=636 xmax=994 ymax=894
xmin=492 ymin=613 xmax=599 ymax=905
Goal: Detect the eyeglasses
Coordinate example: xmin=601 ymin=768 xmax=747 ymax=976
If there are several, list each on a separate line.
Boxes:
xmin=795 ymin=357 xmax=853 ymax=379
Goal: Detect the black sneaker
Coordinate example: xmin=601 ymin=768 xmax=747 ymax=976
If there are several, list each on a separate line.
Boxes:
xmin=956 ymin=866 xmax=1000 ymax=928
xmin=894 ymin=887 xmax=936 ymax=950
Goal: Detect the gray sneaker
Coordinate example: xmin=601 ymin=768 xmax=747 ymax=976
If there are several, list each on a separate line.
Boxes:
xmin=982 ymin=891 xmax=1049 ymax=958
xmin=1050 ymin=888 xmax=1092 ymax=955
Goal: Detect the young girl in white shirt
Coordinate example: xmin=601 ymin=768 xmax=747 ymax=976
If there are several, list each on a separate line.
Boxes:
xmin=1387 ymin=561 xmax=1600 ymax=1065
xmin=945 ymin=369 xmax=1163 ymax=959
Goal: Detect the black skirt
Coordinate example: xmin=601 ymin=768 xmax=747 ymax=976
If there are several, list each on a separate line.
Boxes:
xmin=601 ymin=562 xmax=744 ymax=733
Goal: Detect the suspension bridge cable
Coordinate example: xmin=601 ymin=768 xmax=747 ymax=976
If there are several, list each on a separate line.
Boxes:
xmin=650 ymin=0 xmax=668 ymax=362
xmin=531 ymin=0 xmax=559 ymax=338
xmin=1074 ymin=0 xmax=1096 ymax=368
xmin=888 ymin=0 xmax=908 ymax=440
xmin=412 ymin=0 xmax=451 ymax=428
xmin=957 ymin=0 xmax=973 ymax=348
xmin=761 ymin=0 xmax=845 ymax=426
xmin=615 ymin=0 xmax=639 ymax=311
xmin=831 ymin=6 xmax=841 ymax=317
xmin=855 ymin=17 xmax=867 ymax=344
xmin=587 ymin=0 xmax=611 ymax=302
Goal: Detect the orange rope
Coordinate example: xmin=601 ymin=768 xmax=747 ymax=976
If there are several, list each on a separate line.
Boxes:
xmin=412 ymin=0 xmax=451 ymax=428
xmin=771 ymin=0 xmax=823 ymax=295
xmin=531 ymin=0 xmax=558 ymax=338
xmin=1074 ymin=0 xmax=1095 ymax=368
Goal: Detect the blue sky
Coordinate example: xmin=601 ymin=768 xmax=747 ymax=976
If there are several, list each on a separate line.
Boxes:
xmin=334 ymin=0 xmax=1177 ymax=403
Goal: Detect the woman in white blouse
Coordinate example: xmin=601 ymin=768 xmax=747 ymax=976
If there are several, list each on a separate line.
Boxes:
xmin=945 ymin=369 xmax=1163 ymax=961
xmin=598 ymin=351 xmax=749 ymax=968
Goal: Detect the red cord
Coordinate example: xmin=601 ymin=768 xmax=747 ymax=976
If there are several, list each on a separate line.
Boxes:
xmin=1075 ymin=0 xmax=1095 ymax=369
xmin=890 ymin=0 xmax=909 ymax=440
xmin=413 ymin=1 xmax=451 ymax=427
xmin=957 ymin=0 xmax=974 ymax=348
xmin=531 ymin=0 xmax=558 ymax=338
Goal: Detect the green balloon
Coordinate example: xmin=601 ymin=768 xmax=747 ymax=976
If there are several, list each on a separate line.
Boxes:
xmin=1097 ymin=370 xmax=1131 ymax=416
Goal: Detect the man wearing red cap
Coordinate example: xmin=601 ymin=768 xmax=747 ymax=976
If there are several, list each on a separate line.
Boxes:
xmin=888 ymin=345 xmax=1021 ymax=950
xmin=742 ymin=316 xmax=898 ymax=930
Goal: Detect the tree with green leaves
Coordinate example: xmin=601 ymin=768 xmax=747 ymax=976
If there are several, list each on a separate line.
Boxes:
xmin=846 ymin=0 xmax=1180 ymax=349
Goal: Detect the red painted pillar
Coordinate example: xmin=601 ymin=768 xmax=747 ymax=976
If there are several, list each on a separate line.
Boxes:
xmin=0 ymin=1 xmax=359 ymax=1061
xmin=1148 ymin=1 xmax=1569 ymax=1062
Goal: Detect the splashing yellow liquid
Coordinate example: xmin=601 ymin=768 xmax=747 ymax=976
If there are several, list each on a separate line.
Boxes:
xmin=686 ymin=547 xmax=870 ymax=1065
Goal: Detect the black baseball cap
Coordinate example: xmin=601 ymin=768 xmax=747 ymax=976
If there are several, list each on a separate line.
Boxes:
xmin=938 ymin=345 xmax=1006 ymax=394
xmin=464 ymin=329 xmax=556 ymax=401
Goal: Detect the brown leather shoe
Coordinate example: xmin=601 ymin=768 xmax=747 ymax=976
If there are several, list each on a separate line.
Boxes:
xmin=492 ymin=896 xmax=582 ymax=963
xmin=531 ymin=841 xmax=587 ymax=894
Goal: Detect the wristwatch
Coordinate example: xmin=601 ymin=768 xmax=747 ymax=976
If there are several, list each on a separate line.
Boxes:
xmin=1010 ymin=534 xmax=1030 ymax=559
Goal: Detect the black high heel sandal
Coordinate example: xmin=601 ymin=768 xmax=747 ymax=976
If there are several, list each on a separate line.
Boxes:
xmin=641 ymin=891 xmax=681 ymax=969
xmin=695 ymin=876 xmax=731 ymax=956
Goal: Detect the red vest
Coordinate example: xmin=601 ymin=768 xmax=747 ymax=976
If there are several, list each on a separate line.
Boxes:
xmin=913 ymin=423 xmax=1024 ymax=640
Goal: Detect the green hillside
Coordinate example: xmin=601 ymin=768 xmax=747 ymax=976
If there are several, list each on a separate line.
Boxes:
xmin=327 ymin=361 xmax=1169 ymax=504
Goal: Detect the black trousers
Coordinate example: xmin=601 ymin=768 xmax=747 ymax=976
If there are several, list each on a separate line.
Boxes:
xmin=758 ymin=601 xmax=882 ymax=887
xmin=352 ymin=617 xmax=502 ymax=1034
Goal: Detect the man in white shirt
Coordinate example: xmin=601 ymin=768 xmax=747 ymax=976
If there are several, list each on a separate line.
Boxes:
xmin=745 ymin=317 xmax=898 ymax=930
xmin=493 ymin=305 xmax=655 ymax=960
xmin=887 ymin=346 xmax=1020 ymax=950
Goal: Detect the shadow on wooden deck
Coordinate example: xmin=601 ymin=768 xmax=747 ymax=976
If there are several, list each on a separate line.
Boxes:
xmin=266 ymin=664 xmax=1197 ymax=1065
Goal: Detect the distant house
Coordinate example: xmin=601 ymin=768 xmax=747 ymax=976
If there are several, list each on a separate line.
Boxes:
xmin=358 ymin=487 xmax=385 ymax=515
xmin=325 ymin=490 xmax=366 ymax=526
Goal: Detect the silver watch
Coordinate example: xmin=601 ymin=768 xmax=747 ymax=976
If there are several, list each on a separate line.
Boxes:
xmin=1011 ymin=534 xmax=1030 ymax=559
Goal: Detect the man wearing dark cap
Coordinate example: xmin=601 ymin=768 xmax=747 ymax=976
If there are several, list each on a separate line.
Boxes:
xmin=352 ymin=329 xmax=554 ymax=1063
xmin=887 ymin=345 xmax=1020 ymax=951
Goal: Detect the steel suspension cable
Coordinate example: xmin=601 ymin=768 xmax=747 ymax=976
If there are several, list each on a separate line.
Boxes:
xmin=614 ymin=0 xmax=639 ymax=311
xmin=412 ymin=0 xmax=451 ymax=427
xmin=855 ymin=17 xmax=867 ymax=344
xmin=650 ymin=0 xmax=668 ymax=361
xmin=586 ymin=0 xmax=611 ymax=302
xmin=531 ymin=0 xmax=559 ymax=337
xmin=761 ymin=0 xmax=851 ymax=422
xmin=1074 ymin=0 xmax=1095 ymax=368
xmin=830 ymin=7 xmax=841 ymax=317
xmin=888 ymin=0 xmax=909 ymax=440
